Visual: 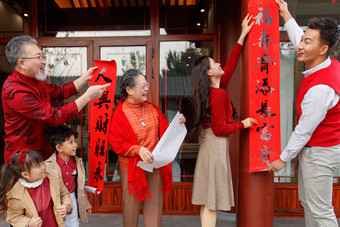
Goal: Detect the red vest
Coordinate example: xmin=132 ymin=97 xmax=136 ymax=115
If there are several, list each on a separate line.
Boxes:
xmin=296 ymin=57 xmax=340 ymax=147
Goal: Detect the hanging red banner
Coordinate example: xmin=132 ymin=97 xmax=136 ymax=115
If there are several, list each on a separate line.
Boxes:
xmin=89 ymin=60 xmax=117 ymax=193
xmin=248 ymin=0 xmax=281 ymax=172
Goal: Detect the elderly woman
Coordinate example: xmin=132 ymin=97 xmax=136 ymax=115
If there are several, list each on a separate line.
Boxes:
xmin=109 ymin=69 xmax=185 ymax=227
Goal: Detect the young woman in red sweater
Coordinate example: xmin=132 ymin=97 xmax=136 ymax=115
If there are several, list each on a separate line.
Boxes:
xmin=190 ymin=14 xmax=257 ymax=227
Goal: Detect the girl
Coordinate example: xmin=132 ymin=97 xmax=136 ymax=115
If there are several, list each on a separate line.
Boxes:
xmin=0 ymin=149 xmax=72 ymax=227
xmin=190 ymin=14 xmax=257 ymax=227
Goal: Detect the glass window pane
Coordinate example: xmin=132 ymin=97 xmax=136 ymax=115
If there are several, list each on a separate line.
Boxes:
xmin=42 ymin=47 xmax=88 ymax=177
xmin=280 ymin=0 xmax=340 ymax=26
xmin=100 ymin=46 xmax=146 ymax=182
xmin=38 ymin=0 xmax=150 ymax=37
xmin=43 ymin=47 xmax=88 ymax=92
xmin=0 ymin=0 xmax=25 ymax=33
xmin=275 ymin=42 xmax=297 ymax=183
xmin=331 ymin=43 xmax=340 ymax=183
xmin=56 ymin=30 xmax=151 ymax=37
xmin=159 ymin=40 xmax=213 ymax=182
xmin=0 ymin=44 xmax=12 ymax=73
xmin=160 ymin=0 xmax=214 ymax=35
xmin=275 ymin=42 xmax=340 ymax=183
xmin=330 ymin=43 xmax=340 ymax=61
xmin=101 ymin=46 xmax=146 ymax=76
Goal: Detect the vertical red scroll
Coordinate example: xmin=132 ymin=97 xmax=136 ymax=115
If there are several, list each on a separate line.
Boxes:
xmin=248 ymin=0 xmax=281 ymax=172
xmin=89 ymin=60 xmax=117 ymax=193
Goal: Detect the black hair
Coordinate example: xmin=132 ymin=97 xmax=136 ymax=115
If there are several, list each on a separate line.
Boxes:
xmin=46 ymin=125 xmax=78 ymax=153
xmin=189 ymin=56 xmax=212 ymax=137
xmin=308 ymin=17 xmax=340 ymax=56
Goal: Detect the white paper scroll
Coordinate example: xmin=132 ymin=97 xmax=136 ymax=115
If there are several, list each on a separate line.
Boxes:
xmin=84 ymin=185 xmax=99 ymax=194
xmin=137 ymin=111 xmax=187 ymax=172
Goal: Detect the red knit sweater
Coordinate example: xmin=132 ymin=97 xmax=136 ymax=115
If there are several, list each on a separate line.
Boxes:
xmin=297 ymin=57 xmax=340 ymax=147
xmin=203 ymin=43 xmax=244 ymax=135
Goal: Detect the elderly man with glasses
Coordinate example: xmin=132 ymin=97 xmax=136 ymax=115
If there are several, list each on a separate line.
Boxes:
xmin=2 ymin=35 xmax=110 ymax=163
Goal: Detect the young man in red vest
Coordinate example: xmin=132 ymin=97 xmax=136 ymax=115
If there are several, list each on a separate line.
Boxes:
xmin=269 ymin=0 xmax=340 ymax=226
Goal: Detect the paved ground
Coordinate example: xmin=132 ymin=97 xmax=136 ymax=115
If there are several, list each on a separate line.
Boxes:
xmin=0 ymin=212 xmax=308 ymax=227
xmin=1 ymin=212 xmax=340 ymax=226
xmin=79 ymin=213 xmax=308 ymax=227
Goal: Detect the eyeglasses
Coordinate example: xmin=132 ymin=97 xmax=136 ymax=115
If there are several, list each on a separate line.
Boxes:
xmin=21 ymin=54 xmax=47 ymax=61
xmin=135 ymin=82 xmax=150 ymax=89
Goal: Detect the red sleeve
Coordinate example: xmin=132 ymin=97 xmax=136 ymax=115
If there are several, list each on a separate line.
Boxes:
xmin=220 ymin=43 xmax=243 ymax=89
xmin=7 ymin=89 xmax=78 ymax=125
xmin=209 ymin=89 xmax=244 ymax=136
xmin=48 ymin=82 xmax=78 ymax=103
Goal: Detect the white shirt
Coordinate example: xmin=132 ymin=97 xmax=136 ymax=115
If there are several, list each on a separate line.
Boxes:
xmin=280 ymin=19 xmax=339 ymax=162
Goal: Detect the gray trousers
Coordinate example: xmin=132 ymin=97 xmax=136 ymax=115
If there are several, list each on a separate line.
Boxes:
xmin=298 ymin=145 xmax=340 ymax=227
xmin=64 ymin=192 xmax=79 ymax=227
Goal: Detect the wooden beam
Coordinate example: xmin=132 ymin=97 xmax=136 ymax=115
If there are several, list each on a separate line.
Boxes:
xmin=85 ymin=0 xmax=92 ymax=7
xmin=94 ymin=0 xmax=101 ymax=7
xmin=131 ymin=0 xmax=137 ymax=7
xmin=79 ymin=0 xmax=85 ymax=7
xmin=69 ymin=0 xmax=76 ymax=8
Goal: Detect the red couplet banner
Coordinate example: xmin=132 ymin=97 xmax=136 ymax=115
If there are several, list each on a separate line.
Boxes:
xmin=89 ymin=60 xmax=117 ymax=193
xmin=248 ymin=0 xmax=281 ymax=172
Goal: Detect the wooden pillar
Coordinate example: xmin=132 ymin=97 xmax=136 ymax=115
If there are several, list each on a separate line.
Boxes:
xmin=237 ymin=0 xmax=274 ymax=226
xmin=148 ymin=0 xmax=160 ymax=106
xmin=28 ymin=0 xmax=38 ymax=38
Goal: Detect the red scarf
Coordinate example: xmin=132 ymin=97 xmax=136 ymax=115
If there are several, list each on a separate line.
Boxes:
xmin=109 ymin=99 xmax=172 ymax=201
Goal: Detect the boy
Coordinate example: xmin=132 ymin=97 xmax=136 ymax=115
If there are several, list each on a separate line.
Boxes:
xmin=46 ymin=125 xmax=92 ymax=227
